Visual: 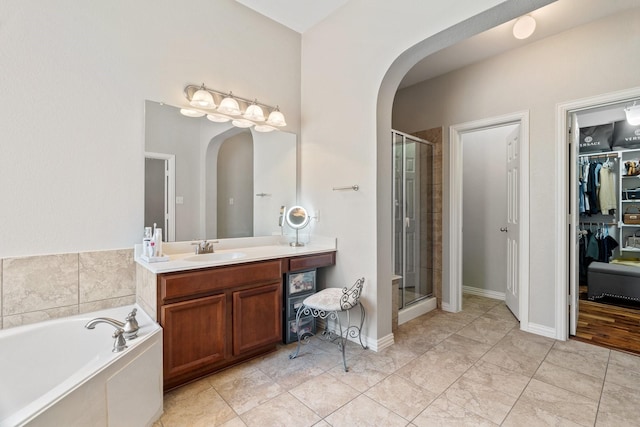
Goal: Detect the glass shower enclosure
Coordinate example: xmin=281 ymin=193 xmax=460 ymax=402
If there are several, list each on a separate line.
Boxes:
xmin=393 ymin=131 xmax=434 ymax=309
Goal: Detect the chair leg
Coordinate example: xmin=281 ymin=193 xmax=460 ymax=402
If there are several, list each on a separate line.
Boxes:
xmin=357 ymin=303 xmax=367 ymax=349
xmin=338 ymin=311 xmax=347 ymax=372
xmin=289 ymin=305 xmax=305 ymax=360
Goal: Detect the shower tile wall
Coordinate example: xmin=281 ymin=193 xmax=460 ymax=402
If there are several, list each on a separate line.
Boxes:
xmin=0 ymin=249 xmax=136 ymax=329
xmin=412 ymin=127 xmax=442 ymax=307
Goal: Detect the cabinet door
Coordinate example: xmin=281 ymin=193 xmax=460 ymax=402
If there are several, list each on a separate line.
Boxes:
xmin=233 ymin=282 xmax=282 ymax=355
xmin=161 ymin=294 xmax=226 ymax=380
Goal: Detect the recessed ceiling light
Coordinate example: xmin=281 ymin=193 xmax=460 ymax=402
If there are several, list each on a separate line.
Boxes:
xmin=513 ymin=15 xmax=536 ymax=40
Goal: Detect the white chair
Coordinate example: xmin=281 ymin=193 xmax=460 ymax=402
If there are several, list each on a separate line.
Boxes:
xmin=289 ymin=277 xmax=367 ymax=371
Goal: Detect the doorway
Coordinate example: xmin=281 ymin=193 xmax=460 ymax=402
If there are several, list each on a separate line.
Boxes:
xmin=461 ymin=124 xmax=521 ymax=316
xmin=144 ymin=152 xmax=175 ymax=242
xmin=392 ymin=131 xmax=435 ymax=317
xmin=450 ymin=112 xmax=529 ymax=324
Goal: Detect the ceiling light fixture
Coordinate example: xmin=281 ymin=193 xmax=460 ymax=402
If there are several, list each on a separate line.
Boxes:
xmin=625 ymin=102 xmax=640 ymax=126
xmin=181 ymin=84 xmax=287 ymax=132
xmin=513 ymin=15 xmax=536 ymax=40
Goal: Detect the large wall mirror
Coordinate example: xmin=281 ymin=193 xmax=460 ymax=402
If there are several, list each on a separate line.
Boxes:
xmin=144 ymin=100 xmax=297 ymax=242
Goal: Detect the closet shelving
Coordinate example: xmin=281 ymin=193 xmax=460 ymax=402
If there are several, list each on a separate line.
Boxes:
xmin=619 ymin=148 xmax=640 ymax=254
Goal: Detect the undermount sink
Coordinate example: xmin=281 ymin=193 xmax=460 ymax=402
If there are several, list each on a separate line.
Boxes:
xmin=182 ymin=252 xmax=246 ymax=263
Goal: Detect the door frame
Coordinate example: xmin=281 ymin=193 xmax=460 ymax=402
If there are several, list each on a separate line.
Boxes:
xmin=448 ymin=111 xmax=530 ymax=329
xmin=556 ymin=86 xmax=640 ymax=340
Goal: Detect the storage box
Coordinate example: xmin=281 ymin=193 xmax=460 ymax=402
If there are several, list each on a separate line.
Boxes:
xmin=579 ymin=123 xmax=613 ymax=154
xmin=287 ymin=270 xmax=316 ymax=295
xmin=612 ymin=120 xmax=640 ymax=150
xmin=622 ymin=189 xmax=640 ymax=200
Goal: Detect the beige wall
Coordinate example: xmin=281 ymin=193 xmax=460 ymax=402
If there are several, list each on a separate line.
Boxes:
xmin=393 ymin=9 xmax=640 ymax=328
xmin=0 ymin=0 xmax=301 ymax=258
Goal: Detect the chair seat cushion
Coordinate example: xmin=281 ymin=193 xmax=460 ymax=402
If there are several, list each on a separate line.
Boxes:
xmin=303 ymin=288 xmax=345 ymax=311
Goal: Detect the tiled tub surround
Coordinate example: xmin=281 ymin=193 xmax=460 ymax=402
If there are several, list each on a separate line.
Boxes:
xmin=1 ymin=249 xmax=136 ymax=329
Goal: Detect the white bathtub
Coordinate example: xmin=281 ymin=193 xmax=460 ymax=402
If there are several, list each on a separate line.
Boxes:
xmin=0 ymin=304 xmax=163 ymax=427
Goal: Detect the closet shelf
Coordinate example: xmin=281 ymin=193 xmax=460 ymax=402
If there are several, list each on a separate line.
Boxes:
xmin=621 ymin=247 xmax=640 ymax=252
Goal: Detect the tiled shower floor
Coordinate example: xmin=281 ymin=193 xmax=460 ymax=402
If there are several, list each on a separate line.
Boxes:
xmin=154 ymin=295 xmax=640 ymax=426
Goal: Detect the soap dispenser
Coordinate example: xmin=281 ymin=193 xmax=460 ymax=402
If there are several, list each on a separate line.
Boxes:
xmin=143 ymin=227 xmax=153 ymax=257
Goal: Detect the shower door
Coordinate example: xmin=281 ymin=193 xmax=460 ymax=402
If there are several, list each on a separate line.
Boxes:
xmin=393 ymin=131 xmax=434 ymax=309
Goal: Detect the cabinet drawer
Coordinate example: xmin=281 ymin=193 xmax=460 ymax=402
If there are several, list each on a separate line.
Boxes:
xmin=289 ymin=252 xmax=335 ymax=271
xmin=159 ymin=260 xmax=282 ymax=302
xmin=286 ymin=316 xmax=315 ymax=344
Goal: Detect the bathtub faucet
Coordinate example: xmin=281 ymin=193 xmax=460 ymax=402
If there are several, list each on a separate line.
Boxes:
xmin=84 ymin=308 xmax=139 ymax=340
xmin=84 ymin=319 xmax=128 ymax=352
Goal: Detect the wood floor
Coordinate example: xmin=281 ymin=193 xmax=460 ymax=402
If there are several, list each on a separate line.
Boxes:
xmin=575 ymin=298 xmax=640 ymax=355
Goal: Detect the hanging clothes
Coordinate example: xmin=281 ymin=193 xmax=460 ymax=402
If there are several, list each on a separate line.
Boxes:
xmin=599 ymin=160 xmax=616 ymax=214
xmin=587 ymin=162 xmax=600 ymax=215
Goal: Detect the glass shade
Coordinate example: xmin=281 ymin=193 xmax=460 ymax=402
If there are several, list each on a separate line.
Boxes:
xmin=218 ymin=95 xmax=241 ymax=115
xmin=180 ymin=108 xmax=205 ymax=118
xmin=254 ymin=124 xmax=277 ymax=133
xmin=207 ymin=113 xmax=231 ymax=123
xmin=244 ymin=103 xmax=265 ymax=121
xmin=266 ymin=108 xmax=287 ymax=127
xmin=190 ymin=88 xmax=215 ymax=109
xmin=232 ymin=118 xmax=255 ymax=128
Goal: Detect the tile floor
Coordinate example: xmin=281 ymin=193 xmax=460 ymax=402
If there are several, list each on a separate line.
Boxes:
xmin=155 ymin=295 xmax=640 ymax=426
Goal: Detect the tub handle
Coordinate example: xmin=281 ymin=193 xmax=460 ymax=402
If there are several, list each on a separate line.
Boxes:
xmin=112 ymin=329 xmax=128 ymax=353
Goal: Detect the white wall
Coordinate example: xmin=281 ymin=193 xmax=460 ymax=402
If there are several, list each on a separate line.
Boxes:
xmin=300 ymin=0 xmax=548 ymax=346
xmin=393 ymin=9 xmax=640 ymax=329
xmin=0 ymin=0 xmax=300 ymax=258
xmin=462 ymin=125 xmax=517 ymax=295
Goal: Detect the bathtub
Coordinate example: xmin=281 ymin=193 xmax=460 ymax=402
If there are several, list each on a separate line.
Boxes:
xmin=0 ymin=304 xmax=163 ymax=427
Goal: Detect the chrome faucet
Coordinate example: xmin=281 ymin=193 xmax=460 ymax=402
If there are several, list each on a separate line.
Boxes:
xmin=192 ymin=240 xmax=218 ymax=254
xmin=85 ymin=308 xmax=139 ymax=340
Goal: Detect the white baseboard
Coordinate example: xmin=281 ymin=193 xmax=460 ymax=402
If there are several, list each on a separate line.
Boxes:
xmin=371 ymin=333 xmax=394 ymax=352
xmin=463 ymin=286 xmax=506 ymax=300
xmin=522 ymin=322 xmax=557 ymax=339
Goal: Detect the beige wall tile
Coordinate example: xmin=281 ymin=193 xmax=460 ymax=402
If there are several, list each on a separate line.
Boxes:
xmin=136 ymin=263 xmax=157 ymax=321
xmin=3 ymin=254 xmax=79 ymax=316
xmin=79 ymin=295 xmax=136 ymax=314
xmin=79 ymin=249 xmax=135 ymax=303
xmin=3 ymin=305 xmax=78 ymax=329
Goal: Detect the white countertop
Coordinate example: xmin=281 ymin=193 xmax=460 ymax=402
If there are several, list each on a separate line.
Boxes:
xmin=135 ymin=235 xmax=337 ymax=274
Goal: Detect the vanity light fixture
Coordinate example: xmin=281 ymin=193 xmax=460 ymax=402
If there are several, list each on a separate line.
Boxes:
xmin=189 ymin=84 xmax=216 ymax=109
xmin=181 ymin=84 xmax=287 ymax=132
xmin=625 ymin=102 xmax=640 ymax=126
xmin=266 ymin=106 xmax=287 ymax=127
xmin=218 ymin=93 xmax=242 ymax=115
xmin=244 ymin=100 xmax=266 ymax=121
xmin=512 ymin=15 xmax=536 ymax=40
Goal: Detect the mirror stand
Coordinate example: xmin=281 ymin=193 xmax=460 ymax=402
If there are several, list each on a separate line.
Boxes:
xmin=290 ymin=229 xmax=305 ymax=247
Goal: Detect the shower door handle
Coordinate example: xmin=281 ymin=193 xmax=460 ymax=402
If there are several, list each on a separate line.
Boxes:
xmin=405 ymin=217 xmax=410 ymax=228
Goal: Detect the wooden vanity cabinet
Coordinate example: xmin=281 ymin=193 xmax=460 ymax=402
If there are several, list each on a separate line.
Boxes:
xmin=158 ymin=260 xmax=283 ymax=390
xmin=156 ymin=252 xmax=337 ymax=391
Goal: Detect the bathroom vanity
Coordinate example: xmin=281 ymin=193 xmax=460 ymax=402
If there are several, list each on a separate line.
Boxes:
xmin=135 ymin=236 xmax=336 ymax=390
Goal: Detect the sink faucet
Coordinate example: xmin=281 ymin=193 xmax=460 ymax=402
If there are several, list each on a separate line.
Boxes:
xmin=85 ymin=308 xmax=139 ymax=340
xmin=192 ymin=240 xmax=219 ymax=254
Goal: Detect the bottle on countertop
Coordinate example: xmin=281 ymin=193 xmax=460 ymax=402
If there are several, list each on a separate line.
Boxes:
xmin=143 ymin=227 xmax=153 ymax=257
xmin=153 ymin=228 xmax=163 ymax=257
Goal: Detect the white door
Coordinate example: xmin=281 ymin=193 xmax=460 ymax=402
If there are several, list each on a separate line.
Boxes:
xmin=569 ymin=113 xmax=580 ymax=335
xmin=505 ymin=125 xmax=521 ymax=319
